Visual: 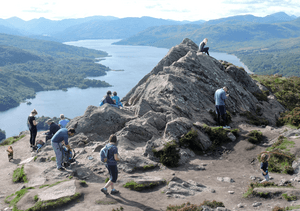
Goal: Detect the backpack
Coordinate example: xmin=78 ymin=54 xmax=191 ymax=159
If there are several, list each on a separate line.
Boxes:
xmin=62 ymin=146 xmax=76 ymax=168
xmin=100 ymin=144 xmax=114 ymax=162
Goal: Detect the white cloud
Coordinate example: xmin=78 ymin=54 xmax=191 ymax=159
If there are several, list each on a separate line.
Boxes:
xmin=0 ymin=0 xmax=299 ymax=21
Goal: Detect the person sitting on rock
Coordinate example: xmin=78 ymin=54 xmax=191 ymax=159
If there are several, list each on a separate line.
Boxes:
xmin=58 ymin=114 xmax=70 ymax=128
xmin=101 ymin=134 xmax=120 ymax=195
xmin=45 ymin=119 xmax=60 ymax=143
xmin=51 ymin=128 xmax=75 ymax=171
xmin=214 ymin=86 xmax=230 ymax=129
xmin=99 ymin=90 xmax=118 ymax=107
xmin=111 ymin=91 xmax=123 ymax=108
xmin=199 ymin=38 xmax=209 ymax=56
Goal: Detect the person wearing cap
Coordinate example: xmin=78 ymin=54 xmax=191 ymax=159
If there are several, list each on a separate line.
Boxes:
xmin=99 ymin=90 xmax=118 ymax=107
xmin=51 ymin=128 xmax=75 ymax=171
xmin=214 ymin=86 xmax=230 ymax=129
xmin=28 ymin=109 xmax=38 ymax=149
xmin=45 ymin=119 xmax=60 ymax=143
xmin=58 ymin=114 xmax=70 ymax=128
xmin=199 ymin=38 xmax=209 ymax=56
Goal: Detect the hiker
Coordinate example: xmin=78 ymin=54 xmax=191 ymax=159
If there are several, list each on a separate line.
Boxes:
xmin=51 ymin=128 xmax=75 ymax=171
xmin=111 ymin=91 xmax=123 ymax=108
xmin=101 ymin=134 xmax=120 ymax=195
xmin=99 ymin=90 xmax=118 ymax=107
xmin=45 ymin=119 xmax=60 ymax=142
xmin=214 ymin=86 xmax=230 ymax=129
xmin=58 ymin=114 xmax=69 ymax=128
xmin=6 ymin=146 xmax=13 ymax=161
xmin=260 ymin=151 xmax=270 ymax=183
xmin=199 ymin=38 xmax=209 ymax=55
xmin=28 ymin=109 xmax=38 ymax=149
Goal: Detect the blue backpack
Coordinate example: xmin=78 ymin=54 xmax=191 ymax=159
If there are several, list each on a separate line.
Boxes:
xmin=100 ymin=144 xmax=114 ymax=162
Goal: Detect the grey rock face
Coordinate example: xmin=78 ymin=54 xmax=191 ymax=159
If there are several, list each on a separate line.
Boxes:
xmin=67 ymin=38 xmax=286 ymax=165
xmin=38 ymin=180 xmax=76 ymax=201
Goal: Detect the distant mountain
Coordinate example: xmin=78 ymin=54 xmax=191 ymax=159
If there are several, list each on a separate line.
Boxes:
xmin=0 ymin=16 xmax=119 ymax=36
xmin=0 ymin=25 xmax=23 ymax=36
xmin=115 ymin=16 xmax=300 ymax=50
xmin=53 ymin=16 xmax=189 ymax=41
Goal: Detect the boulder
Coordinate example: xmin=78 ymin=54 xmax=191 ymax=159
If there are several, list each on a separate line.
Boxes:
xmin=38 ymin=180 xmax=76 ymax=201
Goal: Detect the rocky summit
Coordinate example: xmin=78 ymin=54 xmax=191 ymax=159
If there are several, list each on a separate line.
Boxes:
xmin=2 ymin=38 xmax=300 ymax=211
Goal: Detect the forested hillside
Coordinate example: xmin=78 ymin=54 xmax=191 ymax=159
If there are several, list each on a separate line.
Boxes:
xmin=0 ymin=33 xmax=110 ymax=111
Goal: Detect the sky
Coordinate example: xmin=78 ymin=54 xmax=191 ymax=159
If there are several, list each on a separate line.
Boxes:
xmin=0 ymin=0 xmax=299 ymax=21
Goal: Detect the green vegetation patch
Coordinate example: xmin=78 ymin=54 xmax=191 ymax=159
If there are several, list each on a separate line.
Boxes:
xmin=178 ymin=129 xmax=203 ymax=155
xmin=26 ymin=192 xmax=81 ymax=211
xmin=247 ymin=130 xmax=263 ymax=144
xmin=240 ymin=111 xmax=269 ymax=126
xmin=277 ymin=107 xmax=300 ymax=128
xmin=123 ymin=180 xmax=166 ymax=191
xmin=5 ymin=187 xmax=35 ymax=209
xmin=0 ymin=135 xmax=25 ymax=146
xmin=203 ymin=125 xmax=239 ymax=151
xmin=282 ymin=193 xmax=297 ymax=201
xmin=267 ymin=136 xmax=295 ymax=152
xmin=13 ymin=165 xmax=28 ymax=183
xmin=153 ymin=140 xmax=180 ymax=168
xmin=243 ymin=182 xmax=279 ymax=198
xmin=105 ymin=177 xmax=110 ymax=183
xmin=166 ymin=200 xmax=224 ymax=211
xmin=142 ymin=164 xmax=156 ymax=171
xmin=39 ymin=179 xmax=68 ymax=189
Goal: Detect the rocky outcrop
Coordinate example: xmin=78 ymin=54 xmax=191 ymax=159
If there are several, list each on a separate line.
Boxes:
xmin=67 ymin=38 xmax=285 ymax=165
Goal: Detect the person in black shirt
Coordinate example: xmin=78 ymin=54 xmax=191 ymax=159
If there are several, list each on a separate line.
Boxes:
xmin=28 ymin=109 xmax=38 ymax=149
xmin=45 ymin=119 xmax=60 ymax=142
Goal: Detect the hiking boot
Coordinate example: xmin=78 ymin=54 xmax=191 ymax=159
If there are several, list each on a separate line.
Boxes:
xmin=57 ymin=167 xmax=65 ymax=171
xmin=101 ymin=188 xmax=109 ymax=195
xmin=111 ymin=189 xmax=119 ymax=195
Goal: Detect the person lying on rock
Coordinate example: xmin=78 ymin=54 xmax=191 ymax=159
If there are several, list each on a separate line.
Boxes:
xmin=101 ymin=134 xmax=120 ymax=195
xmin=199 ymin=38 xmax=209 ymax=56
xmin=51 ymin=128 xmax=75 ymax=171
xmin=214 ymin=86 xmax=230 ymax=129
xmin=99 ymin=90 xmax=118 ymax=108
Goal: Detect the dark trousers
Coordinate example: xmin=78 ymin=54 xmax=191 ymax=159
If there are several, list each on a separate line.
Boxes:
xmin=216 ymin=105 xmax=226 ymax=126
xmin=30 ymin=128 xmax=37 ymax=146
xmin=201 ymin=47 xmax=209 ymax=55
xmin=45 ymin=134 xmax=53 ymax=142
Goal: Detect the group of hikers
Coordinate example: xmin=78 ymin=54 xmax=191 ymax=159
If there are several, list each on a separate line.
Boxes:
xmin=99 ymin=91 xmax=123 ymax=108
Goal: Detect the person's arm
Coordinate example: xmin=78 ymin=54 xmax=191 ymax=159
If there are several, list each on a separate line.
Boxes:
xmin=33 ymin=117 xmax=38 ymax=126
xmin=114 ymin=154 xmax=120 ymax=161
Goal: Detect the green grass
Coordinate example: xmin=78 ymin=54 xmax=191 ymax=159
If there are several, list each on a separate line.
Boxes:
xmin=39 ymin=180 xmax=68 ymax=189
xmin=166 ymin=200 xmax=224 ymax=211
xmin=243 ymin=182 xmax=280 ymax=198
xmin=142 ymin=164 xmax=156 ymax=171
xmin=178 ymin=129 xmax=203 ymax=155
xmin=282 ymin=193 xmax=297 ymax=201
xmin=0 ymin=135 xmax=25 ymax=146
xmin=266 ymin=136 xmax=295 ymax=152
xmin=5 ymin=187 xmax=35 ymax=210
xmin=13 ymin=165 xmax=28 ymax=183
xmin=104 ymin=177 xmax=110 ymax=183
xmin=123 ymin=180 xmax=165 ymax=191
xmin=34 ymin=195 xmax=38 ymax=202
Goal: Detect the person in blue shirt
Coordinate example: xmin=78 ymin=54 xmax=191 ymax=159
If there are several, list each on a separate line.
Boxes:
xmin=101 ymin=134 xmax=120 ymax=195
xmin=59 ymin=114 xmax=70 ymax=128
xmin=45 ymin=119 xmax=60 ymax=142
xmin=260 ymin=152 xmax=270 ymax=183
xmin=214 ymin=86 xmax=230 ymax=129
xmin=99 ymin=90 xmax=118 ymax=107
xmin=111 ymin=91 xmax=123 ymax=108
xmin=51 ymin=128 xmax=75 ymax=170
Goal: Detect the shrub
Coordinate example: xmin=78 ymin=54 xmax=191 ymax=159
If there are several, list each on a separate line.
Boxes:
xmin=153 ymin=140 xmax=180 ymax=168
xmin=247 ymin=130 xmax=263 ymax=144
xmin=178 ymin=129 xmax=203 ymax=155
xmin=203 ymin=125 xmax=238 ymax=151
xmin=253 ymin=91 xmax=268 ymax=101
xmin=277 ymin=107 xmax=300 ymax=127
xmin=282 ymin=193 xmax=297 ymax=201
xmin=34 ymin=195 xmax=38 ymax=202
xmin=13 ymin=165 xmax=28 ymax=183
